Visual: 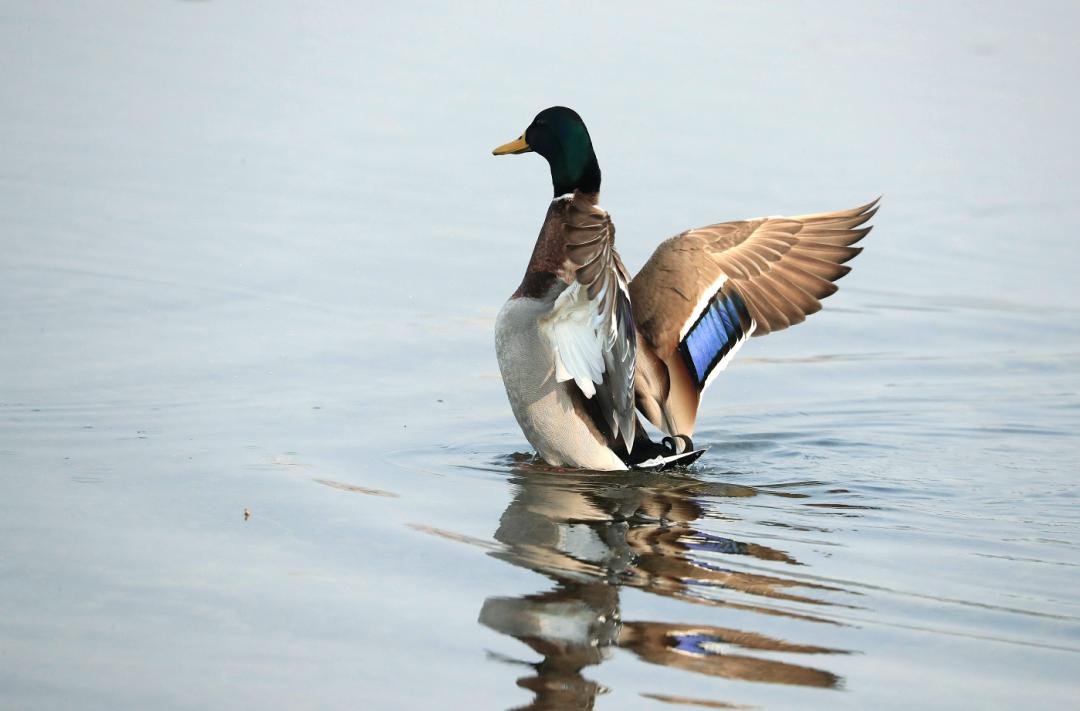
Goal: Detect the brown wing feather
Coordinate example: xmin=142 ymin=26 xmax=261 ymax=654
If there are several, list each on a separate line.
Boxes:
xmin=555 ymin=196 xmax=638 ymax=451
xmin=632 ymin=197 xmax=877 ymax=347
xmin=629 ymin=198 xmax=878 ymax=437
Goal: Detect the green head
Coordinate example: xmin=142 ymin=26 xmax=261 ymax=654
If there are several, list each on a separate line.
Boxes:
xmin=492 ymin=106 xmax=601 ymax=197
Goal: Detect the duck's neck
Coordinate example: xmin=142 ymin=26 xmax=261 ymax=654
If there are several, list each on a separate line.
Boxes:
xmin=550 ymin=146 xmax=601 ymax=197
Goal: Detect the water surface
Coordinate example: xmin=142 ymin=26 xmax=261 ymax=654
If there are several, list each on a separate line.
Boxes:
xmin=2 ymin=2 xmax=1079 ymax=709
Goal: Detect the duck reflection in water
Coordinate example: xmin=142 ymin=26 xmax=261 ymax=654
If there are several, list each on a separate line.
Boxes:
xmin=476 ymin=464 xmax=850 ymax=709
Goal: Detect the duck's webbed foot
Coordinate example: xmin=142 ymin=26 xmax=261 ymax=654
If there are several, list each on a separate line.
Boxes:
xmin=628 ymin=433 xmax=705 ymax=470
xmin=661 ymin=434 xmax=694 ymax=455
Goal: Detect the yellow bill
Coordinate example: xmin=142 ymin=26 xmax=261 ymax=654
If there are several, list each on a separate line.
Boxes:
xmin=492 ymin=134 xmax=531 ymax=156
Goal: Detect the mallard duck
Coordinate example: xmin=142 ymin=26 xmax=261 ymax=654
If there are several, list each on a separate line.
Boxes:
xmin=492 ymin=106 xmax=876 ymax=471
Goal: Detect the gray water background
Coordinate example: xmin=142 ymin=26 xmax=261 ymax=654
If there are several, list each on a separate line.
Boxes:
xmin=2 ymin=2 xmax=1079 ymax=709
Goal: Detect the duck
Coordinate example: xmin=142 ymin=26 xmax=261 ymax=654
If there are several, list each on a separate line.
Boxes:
xmin=492 ymin=106 xmax=876 ymax=471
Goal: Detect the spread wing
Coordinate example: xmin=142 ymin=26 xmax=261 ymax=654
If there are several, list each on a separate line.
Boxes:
xmin=630 ymin=198 xmax=877 ymax=436
xmin=541 ymin=197 xmax=637 ymax=451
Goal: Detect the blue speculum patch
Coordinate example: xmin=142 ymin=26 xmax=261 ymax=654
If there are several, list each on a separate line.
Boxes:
xmin=681 ymin=289 xmax=750 ymax=388
xmin=671 ymin=632 xmax=723 ymax=656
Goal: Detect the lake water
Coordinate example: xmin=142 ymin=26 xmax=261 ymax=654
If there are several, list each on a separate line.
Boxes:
xmin=2 ymin=2 xmax=1078 ymax=709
